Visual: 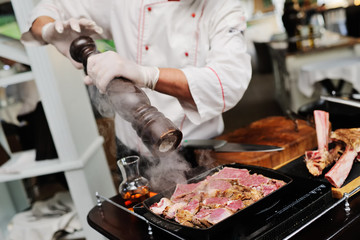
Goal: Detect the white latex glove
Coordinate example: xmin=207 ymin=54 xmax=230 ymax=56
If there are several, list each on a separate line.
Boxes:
xmin=84 ymin=51 xmax=160 ymax=94
xmin=41 ymin=18 xmax=103 ymax=69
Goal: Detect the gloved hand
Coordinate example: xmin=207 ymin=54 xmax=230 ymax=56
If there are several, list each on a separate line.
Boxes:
xmin=42 ymin=18 xmax=103 ymax=69
xmin=84 ymin=51 xmax=160 ymax=94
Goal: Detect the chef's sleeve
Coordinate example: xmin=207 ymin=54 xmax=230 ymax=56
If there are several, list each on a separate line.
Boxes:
xmin=180 ymin=4 xmax=252 ymax=125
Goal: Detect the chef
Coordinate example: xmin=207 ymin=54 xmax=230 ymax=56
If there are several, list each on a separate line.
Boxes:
xmin=21 ymin=0 xmax=252 ymax=162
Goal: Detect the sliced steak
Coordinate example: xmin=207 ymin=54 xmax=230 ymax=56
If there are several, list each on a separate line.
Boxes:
xmin=193 ymin=208 xmax=233 ymax=227
xmin=261 ymin=184 xmax=279 ymax=196
xmin=237 ymin=173 xmax=269 ymax=187
xmin=150 ymin=197 xmax=172 ymax=215
xmin=270 ymin=179 xmax=287 ymax=188
xmin=202 ymin=197 xmax=229 ymax=208
xmin=150 ymin=167 xmax=286 ymax=229
xmin=192 ymin=208 xmax=213 ymax=228
xmin=174 ymin=196 xmax=201 ymax=227
xmin=182 ymin=197 xmax=201 ymax=215
xmin=163 ymin=202 xmax=187 ymax=219
xmin=204 ymin=179 xmax=233 ymax=198
xmin=226 ymin=199 xmax=245 ymax=212
xmin=203 ymin=208 xmax=233 ymax=225
xmin=171 ymin=182 xmax=202 ymax=201
xmin=210 ymin=167 xmax=250 ymax=181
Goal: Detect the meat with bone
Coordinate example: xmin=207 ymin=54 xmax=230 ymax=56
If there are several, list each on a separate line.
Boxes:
xmin=304 ymin=111 xmax=360 ymax=188
xmin=323 ymin=128 xmax=360 ymax=188
xmin=305 ymin=110 xmax=335 ymax=176
xmin=314 ymin=110 xmax=331 ymax=151
xmin=305 ymin=145 xmax=342 ymax=176
xmin=325 ymin=146 xmax=358 ymax=188
xmin=149 ymin=167 xmax=286 ymax=228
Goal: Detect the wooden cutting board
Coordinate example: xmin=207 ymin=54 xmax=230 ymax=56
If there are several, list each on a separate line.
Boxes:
xmin=213 ymin=116 xmax=317 ymax=169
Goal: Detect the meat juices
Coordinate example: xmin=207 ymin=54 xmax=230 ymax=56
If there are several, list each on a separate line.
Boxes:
xmin=149 ymin=167 xmax=286 ymax=228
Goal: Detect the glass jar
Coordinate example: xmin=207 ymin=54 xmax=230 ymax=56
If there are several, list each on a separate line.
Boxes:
xmin=117 ymin=155 xmax=150 ymax=208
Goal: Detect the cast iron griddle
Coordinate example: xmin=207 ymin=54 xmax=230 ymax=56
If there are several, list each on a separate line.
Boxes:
xmin=134 ymin=163 xmax=293 ymax=239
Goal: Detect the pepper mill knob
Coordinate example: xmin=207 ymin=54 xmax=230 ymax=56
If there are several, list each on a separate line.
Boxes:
xmin=70 ymin=36 xmax=98 ymax=73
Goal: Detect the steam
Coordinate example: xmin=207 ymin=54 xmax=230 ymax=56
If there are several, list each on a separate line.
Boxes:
xmin=196 ymin=149 xmax=217 ymax=169
xmin=87 ymin=83 xmax=191 ymax=191
xmin=87 ymin=85 xmax=114 ymax=118
xmin=145 ymin=151 xmax=191 ymax=192
xmin=144 ymin=149 xmax=217 ymax=193
xmin=86 ymin=84 xmax=217 ymax=193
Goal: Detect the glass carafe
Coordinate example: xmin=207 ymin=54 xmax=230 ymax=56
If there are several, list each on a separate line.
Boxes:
xmin=117 ymin=155 xmax=150 ymax=208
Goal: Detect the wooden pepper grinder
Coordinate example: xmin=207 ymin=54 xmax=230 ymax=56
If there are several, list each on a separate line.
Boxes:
xmin=70 ymin=36 xmax=182 ymax=156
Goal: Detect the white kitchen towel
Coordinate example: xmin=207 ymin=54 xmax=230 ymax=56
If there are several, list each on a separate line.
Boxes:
xmin=6 ymin=191 xmax=82 ymax=240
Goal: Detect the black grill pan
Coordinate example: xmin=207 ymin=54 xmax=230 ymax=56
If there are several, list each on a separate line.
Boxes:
xmin=134 ymin=163 xmax=293 ymax=240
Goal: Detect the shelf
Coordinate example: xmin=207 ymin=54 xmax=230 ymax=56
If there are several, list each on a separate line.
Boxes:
xmin=0 ymin=70 xmax=34 ymax=87
xmin=0 ymin=34 xmax=29 ymax=65
xmin=0 ymin=136 xmax=104 ymax=183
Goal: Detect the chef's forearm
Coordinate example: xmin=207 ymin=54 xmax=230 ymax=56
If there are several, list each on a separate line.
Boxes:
xmin=155 ymin=68 xmax=195 ymax=105
xmin=30 ymin=16 xmax=55 ymax=42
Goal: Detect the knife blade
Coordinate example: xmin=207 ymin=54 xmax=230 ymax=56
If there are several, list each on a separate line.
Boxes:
xmin=182 ymin=139 xmax=284 ymax=152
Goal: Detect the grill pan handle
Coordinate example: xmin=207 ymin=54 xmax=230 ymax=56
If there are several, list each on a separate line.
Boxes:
xmin=133 ymin=203 xmax=147 ymax=215
xmin=133 ymin=203 xmax=183 ymax=232
xmin=142 ymin=212 xmax=182 ymax=232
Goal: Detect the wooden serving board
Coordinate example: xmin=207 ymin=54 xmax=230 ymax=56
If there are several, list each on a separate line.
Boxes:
xmin=213 ymin=116 xmax=317 ymax=169
xmin=330 ymin=173 xmax=360 ymax=199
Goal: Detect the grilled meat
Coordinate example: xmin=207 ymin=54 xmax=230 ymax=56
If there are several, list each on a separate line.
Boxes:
xmin=149 ymin=167 xmax=286 ymax=228
xmin=331 ymin=128 xmax=360 ymax=152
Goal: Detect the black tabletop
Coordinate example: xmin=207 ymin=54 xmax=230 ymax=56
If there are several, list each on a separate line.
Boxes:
xmin=88 ymin=158 xmax=360 ymax=240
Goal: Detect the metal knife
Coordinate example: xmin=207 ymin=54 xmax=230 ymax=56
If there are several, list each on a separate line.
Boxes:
xmin=321 ymin=95 xmax=360 ymax=108
xmin=182 ymin=139 xmax=284 ymax=152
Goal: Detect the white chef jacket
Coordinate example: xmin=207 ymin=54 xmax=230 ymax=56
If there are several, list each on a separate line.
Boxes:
xmin=22 ymin=0 xmax=252 ymax=156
